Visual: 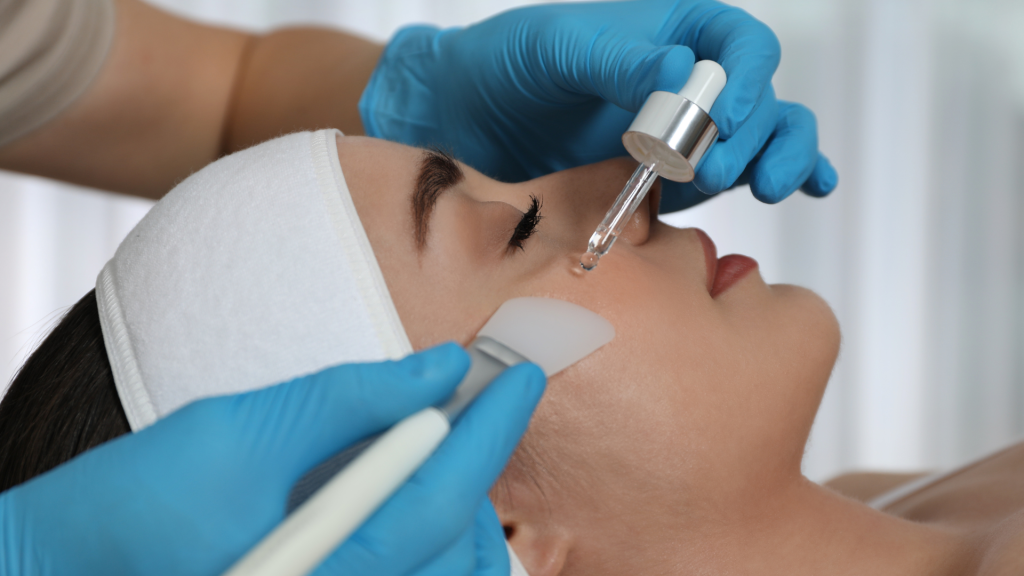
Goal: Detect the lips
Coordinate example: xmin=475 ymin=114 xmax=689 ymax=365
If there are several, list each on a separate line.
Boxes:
xmin=693 ymin=228 xmax=758 ymax=298
xmin=711 ymin=254 xmax=758 ymax=298
xmin=694 ymin=228 xmax=717 ymax=294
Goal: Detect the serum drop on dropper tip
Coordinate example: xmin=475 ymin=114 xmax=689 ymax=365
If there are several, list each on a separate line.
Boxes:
xmin=580 ymin=250 xmax=600 ymax=271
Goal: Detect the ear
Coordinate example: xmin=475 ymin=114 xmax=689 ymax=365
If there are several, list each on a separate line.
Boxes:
xmin=491 ymin=475 xmax=573 ymax=576
xmin=504 ymin=518 xmax=572 ymax=576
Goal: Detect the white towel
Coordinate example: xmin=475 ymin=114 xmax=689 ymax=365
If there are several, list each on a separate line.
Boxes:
xmin=96 ymin=129 xmax=412 ymax=430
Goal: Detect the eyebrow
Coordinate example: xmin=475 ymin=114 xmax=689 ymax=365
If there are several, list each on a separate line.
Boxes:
xmin=412 ymin=148 xmax=465 ymax=249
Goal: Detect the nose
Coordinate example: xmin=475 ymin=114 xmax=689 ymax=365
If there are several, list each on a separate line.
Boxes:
xmin=534 ymin=158 xmax=657 ymax=251
xmin=608 ymin=168 xmax=659 ymax=247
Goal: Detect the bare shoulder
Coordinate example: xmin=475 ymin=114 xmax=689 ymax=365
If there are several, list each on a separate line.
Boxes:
xmin=976 ymin=510 xmax=1024 ymax=576
xmin=882 ymin=442 xmax=1024 ymax=527
xmin=864 ymin=443 xmax=1024 ymax=575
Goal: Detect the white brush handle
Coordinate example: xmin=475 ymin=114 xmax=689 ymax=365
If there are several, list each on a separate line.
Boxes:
xmin=223 ymin=407 xmax=451 ymax=576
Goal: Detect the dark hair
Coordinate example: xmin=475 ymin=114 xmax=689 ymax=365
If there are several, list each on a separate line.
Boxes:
xmin=0 ymin=290 xmax=129 ymax=493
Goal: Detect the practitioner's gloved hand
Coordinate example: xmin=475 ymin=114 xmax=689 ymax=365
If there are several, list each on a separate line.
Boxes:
xmin=360 ymin=0 xmax=837 ymax=212
xmin=0 ymin=343 xmax=544 ymax=576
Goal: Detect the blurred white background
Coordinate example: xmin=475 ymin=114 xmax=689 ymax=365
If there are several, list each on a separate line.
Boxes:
xmin=2 ymin=0 xmax=1024 ymax=482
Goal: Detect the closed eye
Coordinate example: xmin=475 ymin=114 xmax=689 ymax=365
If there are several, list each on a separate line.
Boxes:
xmin=508 ymin=196 xmax=542 ymax=253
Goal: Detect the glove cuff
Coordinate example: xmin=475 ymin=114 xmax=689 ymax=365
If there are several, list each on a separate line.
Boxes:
xmin=359 ymin=25 xmax=454 ymax=144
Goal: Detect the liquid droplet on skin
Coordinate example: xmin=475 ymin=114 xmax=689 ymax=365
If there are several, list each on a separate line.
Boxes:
xmin=580 ymin=251 xmax=600 ymax=271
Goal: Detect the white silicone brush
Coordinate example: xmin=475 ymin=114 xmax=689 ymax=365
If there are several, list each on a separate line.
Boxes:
xmin=223 ymin=297 xmax=614 ymax=576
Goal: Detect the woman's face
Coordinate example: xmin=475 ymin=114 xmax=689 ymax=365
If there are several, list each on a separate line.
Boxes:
xmin=338 ymin=136 xmax=840 ymax=573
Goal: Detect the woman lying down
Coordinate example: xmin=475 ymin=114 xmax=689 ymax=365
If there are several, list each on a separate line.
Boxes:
xmin=1 ymin=130 xmax=1022 ymax=575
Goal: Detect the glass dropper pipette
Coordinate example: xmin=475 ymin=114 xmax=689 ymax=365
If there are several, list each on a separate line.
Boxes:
xmin=580 ymin=162 xmax=660 ymax=270
xmin=580 ymin=60 xmax=727 ymax=271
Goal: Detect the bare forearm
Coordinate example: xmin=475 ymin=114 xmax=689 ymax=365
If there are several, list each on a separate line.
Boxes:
xmin=0 ymin=0 xmax=381 ymax=200
xmin=0 ymin=0 xmax=247 ymax=198
xmin=224 ymin=28 xmax=382 ymax=155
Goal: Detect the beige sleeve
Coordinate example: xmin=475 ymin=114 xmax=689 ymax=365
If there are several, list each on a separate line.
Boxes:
xmin=0 ymin=0 xmax=115 ymax=147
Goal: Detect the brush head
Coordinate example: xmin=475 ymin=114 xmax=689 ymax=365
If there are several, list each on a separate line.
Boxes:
xmin=477 ymin=297 xmax=614 ymax=376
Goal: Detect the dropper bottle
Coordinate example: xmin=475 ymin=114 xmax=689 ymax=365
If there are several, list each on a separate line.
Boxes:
xmin=580 ymin=60 xmax=727 ymax=271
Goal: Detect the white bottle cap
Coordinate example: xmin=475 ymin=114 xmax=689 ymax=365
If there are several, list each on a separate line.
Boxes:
xmin=678 ymin=60 xmax=726 ymax=113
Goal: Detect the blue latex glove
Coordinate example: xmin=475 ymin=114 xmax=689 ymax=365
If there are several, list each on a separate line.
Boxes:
xmin=360 ymin=0 xmax=838 ymax=212
xmin=0 ymin=343 xmax=545 ymax=576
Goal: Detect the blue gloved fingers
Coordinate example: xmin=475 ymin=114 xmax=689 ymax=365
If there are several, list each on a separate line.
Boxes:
xmin=323 ymin=362 xmax=546 ymax=575
xmin=800 ymin=153 xmax=839 ymax=198
xmin=692 ymin=85 xmax=780 ymax=195
xmin=0 ymin=346 xmax=474 ymax=576
xmin=542 ymin=2 xmax=778 ymax=124
xmin=660 ymin=102 xmax=837 ymax=211
xmin=408 ymin=501 xmax=510 ymax=576
xmin=689 ymin=4 xmax=782 ymax=139
xmin=747 ymin=101 xmax=833 ymax=203
xmin=215 ymin=342 xmax=471 ymax=475
xmin=658 ymin=180 xmax=714 ymax=213
xmin=409 ymin=501 xmax=509 ymax=576
xmin=361 ymin=0 xmax=823 ymax=193
xmin=312 ymin=501 xmax=506 ymax=576
xmin=111 ymin=344 xmax=472 ymax=519
xmin=414 ymin=525 xmax=479 ymax=576
xmin=577 ymin=37 xmax=695 ymax=112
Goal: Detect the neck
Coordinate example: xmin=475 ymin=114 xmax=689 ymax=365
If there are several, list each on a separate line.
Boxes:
xmin=655 ymin=477 xmax=971 ymax=576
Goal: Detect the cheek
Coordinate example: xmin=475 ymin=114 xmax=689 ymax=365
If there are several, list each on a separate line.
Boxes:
xmin=513 ymin=250 xmax=730 ymax=475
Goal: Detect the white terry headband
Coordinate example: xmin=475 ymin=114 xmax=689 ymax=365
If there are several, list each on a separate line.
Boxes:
xmin=96 ymin=129 xmax=412 ymax=430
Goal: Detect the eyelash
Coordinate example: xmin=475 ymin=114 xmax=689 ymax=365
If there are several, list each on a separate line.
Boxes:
xmin=508 ymin=196 xmax=542 ymax=253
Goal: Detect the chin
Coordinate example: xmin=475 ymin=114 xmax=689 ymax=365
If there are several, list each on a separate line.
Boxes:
xmin=773 ymin=282 xmax=839 ymax=333
xmin=771 ymin=282 xmax=841 ymax=402
xmin=774 ymin=281 xmax=839 ymax=339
